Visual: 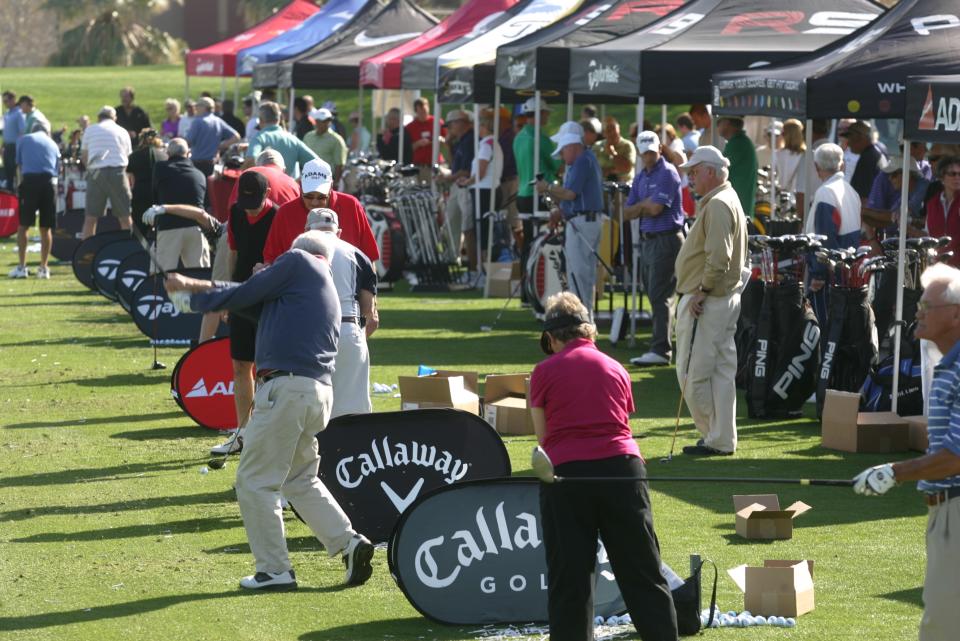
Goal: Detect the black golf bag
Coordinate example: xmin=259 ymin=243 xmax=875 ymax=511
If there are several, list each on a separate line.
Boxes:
xmin=860 ymin=320 xmax=924 ymax=416
xmin=735 ymin=277 xmax=764 ymax=390
xmin=746 ymin=282 xmax=821 ymax=418
xmin=816 ymin=287 xmax=878 ymax=416
xmin=872 ymin=275 xmax=921 ymax=357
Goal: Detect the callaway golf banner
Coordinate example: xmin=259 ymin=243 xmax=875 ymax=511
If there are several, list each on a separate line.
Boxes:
xmin=388 ymin=478 xmax=626 ymax=624
xmin=316 ymin=409 xmax=511 ymax=543
xmin=71 ymin=230 xmax=134 ymax=291
xmin=130 ymin=268 xmax=225 ymax=345
xmin=905 ymin=75 xmax=960 ymax=144
xmin=171 ymin=337 xmax=238 ymax=430
xmin=92 ymin=239 xmax=145 ymax=302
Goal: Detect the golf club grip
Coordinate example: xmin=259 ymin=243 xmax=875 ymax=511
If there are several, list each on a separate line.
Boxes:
xmin=555 ymin=476 xmax=854 ymax=486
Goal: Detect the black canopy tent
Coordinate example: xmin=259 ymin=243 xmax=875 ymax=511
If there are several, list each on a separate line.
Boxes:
xmin=567 ymin=0 xmax=883 ymax=104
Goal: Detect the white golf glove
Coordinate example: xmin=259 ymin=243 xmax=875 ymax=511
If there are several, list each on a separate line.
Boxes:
xmin=142 ymin=204 xmax=166 ymax=226
xmin=853 ymin=463 xmax=897 ymax=496
xmin=168 ymin=290 xmax=193 ymax=314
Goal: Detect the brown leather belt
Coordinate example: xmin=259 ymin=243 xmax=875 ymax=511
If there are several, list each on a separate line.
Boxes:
xmin=924 ymin=487 xmax=960 ymax=506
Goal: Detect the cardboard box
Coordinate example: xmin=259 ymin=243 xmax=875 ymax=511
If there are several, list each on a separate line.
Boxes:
xmin=903 ymin=415 xmax=929 ymax=452
xmin=433 ymin=370 xmax=479 ymax=394
xmin=398 ymin=374 xmax=479 ymax=415
xmin=733 ymin=495 xmax=811 ymax=540
xmin=728 ymin=560 xmax=815 ymax=617
xmin=821 ymin=390 xmax=910 ymax=453
xmin=483 ymin=373 xmax=533 ymax=435
xmin=486 ymin=261 xmax=521 ymax=298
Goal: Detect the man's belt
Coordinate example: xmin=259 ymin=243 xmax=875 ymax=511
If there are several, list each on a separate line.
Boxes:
xmin=571 ymin=212 xmax=599 ymax=222
xmin=924 ymin=486 xmax=960 ymax=506
xmin=256 ymin=369 xmax=294 ymax=383
xmin=641 ymin=226 xmax=683 ymax=240
xmin=341 ymin=316 xmax=367 ymax=328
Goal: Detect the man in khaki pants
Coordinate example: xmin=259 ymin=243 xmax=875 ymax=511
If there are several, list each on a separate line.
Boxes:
xmin=673 ymin=146 xmax=748 ymax=456
xmin=853 ymin=262 xmax=960 ymax=641
xmin=164 ymin=230 xmax=374 ymax=591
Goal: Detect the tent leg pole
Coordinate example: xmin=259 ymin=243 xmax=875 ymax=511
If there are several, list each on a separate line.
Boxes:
xmin=491 ymin=84 xmax=502 ymax=286
xmin=636 ymin=96 xmax=644 ymax=132
xmin=567 ymin=92 xmax=574 ymax=122
xmin=770 ymin=120 xmax=777 ymax=215
xmin=358 ymin=84 xmax=364 ymax=149
xmin=660 ymin=103 xmax=667 ymax=135
xmin=288 ymin=87 xmax=295 ymax=133
xmin=398 ymin=90 xmax=406 ymax=166
xmin=185 ymin=73 xmax=190 ymax=104
xmin=892 ymin=137 xmax=911 ymax=414
xmin=220 ymin=76 xmax=226 ymax=103
xmin=234 ymin=75 xmax=239 ymax=111
xmin=474 ymin=103 xmax=481 ymax=278
xmin=803 ymin=118 xmax=814 ymax=219
xmin=432 ymin=93 xmax=440 ymax=196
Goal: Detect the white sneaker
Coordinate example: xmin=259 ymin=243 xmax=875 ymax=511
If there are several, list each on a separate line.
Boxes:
xmin=342 ymin=534 xmax=374 ymax=586
xmin=8 ymin=265 xmax=28 ymax=279
xmin=209 ymin=430 xmax=242 ymax=455
xmin=239 ymin=569 xmax=297 ymax=591
xmin=630 ymin=352 xmax=671 ymax=366
xmin=36 ymin=266 xmax=50 ymax=279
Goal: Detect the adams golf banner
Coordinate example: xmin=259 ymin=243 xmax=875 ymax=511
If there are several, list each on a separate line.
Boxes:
xmin=316 ymin=409 xmax=511 ymax=544
xmin=905 ymin=75 xmax=960 ymax=144
xmin=170 ymin=337 xmax=238 ymax=430
xmin=388 ymin=478 xmax=627 ymax=624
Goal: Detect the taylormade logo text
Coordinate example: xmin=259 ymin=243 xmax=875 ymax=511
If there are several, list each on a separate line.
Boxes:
xmin=136 ymin=295 xmax=181 ymax=320
xmin=336 ymin=437 xmax=470 ymax=488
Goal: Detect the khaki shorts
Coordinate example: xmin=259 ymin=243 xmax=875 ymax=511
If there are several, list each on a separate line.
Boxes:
xmin=211 ymin=232 xmax=231 ymax=281
xmin=85 ymin=166 xmax=131 ymax=218
xmin=155 ymin=227 xmax=210 ymax=272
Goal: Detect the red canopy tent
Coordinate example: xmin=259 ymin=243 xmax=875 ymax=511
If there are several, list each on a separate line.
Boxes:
xmin=359 ymin=0 xmax=519 ymax=89
xmin=185 ymin=0 xmax=320 ymax=78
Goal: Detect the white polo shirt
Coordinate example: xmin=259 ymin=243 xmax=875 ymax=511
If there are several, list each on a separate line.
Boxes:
xmin=81 ymin=119 xmax=131 ymax=169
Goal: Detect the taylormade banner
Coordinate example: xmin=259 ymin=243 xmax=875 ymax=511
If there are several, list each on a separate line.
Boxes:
xmin=92 ymin=239 xmax=145 ymax=302
xmin=171 ymin=337 xmax=239 ymax=430
xmin=388 ymin=478 xmax=627 ymax=624
xmin=130 ymin=269 xmax=224 ymax=346
xmin=316 ymin=409 xmax=511 ymax=543
xmin=72 ymin=230 xmax=133 ymax=291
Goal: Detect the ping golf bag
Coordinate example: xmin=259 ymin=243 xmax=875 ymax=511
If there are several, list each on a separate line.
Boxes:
xmin=746 ymin=282 xmax=821 ymax=418
xmin=860 ymin=323 xmax=924 ymax=416
xmin=816 ymin=287 xmax=878 ymax=416
xmin=735 ymin=276 xmax=764 ymax=390
xmin=872 ymin=272 xmax=921 ymax=357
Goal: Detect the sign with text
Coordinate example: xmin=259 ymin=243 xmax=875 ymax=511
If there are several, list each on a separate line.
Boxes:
xmin=170 ymin=336 xmax=238 ymax=430
xmin=92 ymin=239 xmax=146 ymax=302
xmin=130 ymin=268 xmax=225 ymax=346
xmin=116 ymin=251 xmax=151 ymax=313
xmin=71 ymin=230 xmax=132 ymax=291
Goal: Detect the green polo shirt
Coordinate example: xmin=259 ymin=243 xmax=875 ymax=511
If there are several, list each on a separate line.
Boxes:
xmin=723 ymin=130 xmax=758 ymax=218
xmin=303 ymin=129 xmax=348 ymax=170
xmin=247 ymin=124 xmax=319 ymax=178
xmin=514 ymin=124 xmax=559 ymax=198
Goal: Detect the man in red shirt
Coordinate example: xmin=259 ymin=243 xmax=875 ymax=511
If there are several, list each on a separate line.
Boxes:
xmin=405 ymin=97 xmax=446 ymax=180
xmin=228 ymin=149 xmax=300 ymax=210
xmin=262 ymin=158 xmax=378 ymax=264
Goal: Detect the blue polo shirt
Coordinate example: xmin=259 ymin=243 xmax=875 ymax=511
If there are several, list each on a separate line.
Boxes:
xmin=920 ymin=339 xmax=960 ymax=493
xmin=3 ymin=106 xmax=25 ymax=145
xmin=560 ymin=148 xmax=603 ymax=220
xmin=16 ymin=131 xmax=59 ymax=176
xmin=186 ymin=113 xmax=239 ymax=162
xmin=452 ymin=129 xmax=475 ymax=174
xmin=626 ymin=156 xmax=684 ymax=233
xmin=866 ymin=171 xmax=929 ymax=219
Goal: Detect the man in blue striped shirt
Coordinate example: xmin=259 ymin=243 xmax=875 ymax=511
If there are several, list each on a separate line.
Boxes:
xmin=854 ymin=262 xmax=960 ymax=641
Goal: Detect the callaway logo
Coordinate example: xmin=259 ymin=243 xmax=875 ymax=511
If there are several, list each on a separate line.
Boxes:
xmin=414 ymin=501 xmax=541 ymax=588
xmin=445 ymin=80 xmax=472 ymax=97
xmin=185 ymin=377 xmax=235 ymax=398
xmin=354 ymin=31 xmax=421 ymax=47
xmin=918 ymin=85 xmax=960 ymax=132
xmin=586 ymin=60 xmax=619 ymax=91
xmin=96 ymin=259 xmax=121 ymax=280
xmin=506 ymin=58 xmax=528 ymax=85
xmin=0 ymin=208 xmax=14 ymax=218
xmin=136 ymin=295 xmax=181 ymax=320
xmin=195 ymin=61 xmax=215 ymax=74
xmin=120 ymin=269 xmax=147 ymax=292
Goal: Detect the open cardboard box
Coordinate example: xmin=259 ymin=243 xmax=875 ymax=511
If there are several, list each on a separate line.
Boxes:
xmin=483 ymin=373 xmax=533 ymax=435
xmin=728 ymin=560 xmax=815 ymax=617
xmin=821 ymin=390 xmax=910 ymax=453
xmin=398 ymin=371 xmax=480 ymax=415
xmin=733 ymin=495 xmax=811 ymax=540
xmin=485 ymin=261 xmax=521 ymax=298
xmin=903 ymin=415 xmax=929 ymax=452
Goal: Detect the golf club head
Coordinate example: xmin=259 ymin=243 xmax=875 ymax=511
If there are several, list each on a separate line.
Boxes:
xmin=530 ymin=446 xmax=556 ymax=483
xmin=208 ymin=458 xmax=226 ymax=470
xmin=659 ymin=453 xmax=673 ymax=463
xmin=938 ymin=235 xmax=952 ymax=248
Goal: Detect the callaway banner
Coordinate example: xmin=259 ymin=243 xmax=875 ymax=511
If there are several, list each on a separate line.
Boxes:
xmin=388 ymin=478 xmax=627 ymax=624
xmin=71 ymin=230 xmax=134 ymax=291
xmin=316 ymin=409 xmax=511 ymax=543
xmin=905 ymin=74 xmax=960 ymax=144
xmin=54 ymin=211 xmax=120 ymax=262
xmin=115 ymin=251 xmax=151 ymax=313
xmin=0 ymin=190 xmax=17 ymax=238
xmin=170 ymin=337 xmax=238 ymax=430
xmin=130 ymin=268 xmax=224 ymax=345
xmin=92 ymin=239 xmax=146 ymax=302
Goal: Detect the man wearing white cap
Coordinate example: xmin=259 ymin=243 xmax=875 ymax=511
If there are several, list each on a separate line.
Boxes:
xmin=305 ymin=208 xmax=379 ymax=418
xmin=304 ymin=108 xmax=347 ymax=185
xmin=674 ymin=146 xmax=748 ymax=456
xmin=536 ymin=121 xmax=604 ymax=319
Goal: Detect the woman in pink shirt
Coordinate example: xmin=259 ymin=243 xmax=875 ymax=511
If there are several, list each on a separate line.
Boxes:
xmin=530 ymin=292 xmax=678 ymax=641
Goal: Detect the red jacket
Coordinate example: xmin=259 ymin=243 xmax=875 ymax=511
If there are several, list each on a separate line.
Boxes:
xmin=262 ymin=190 xmax=379 ymax=264
xmin=228 ymin=165 xmax=301 ymax=210
xmin=925 ymin=188 xmax=960 ymax=268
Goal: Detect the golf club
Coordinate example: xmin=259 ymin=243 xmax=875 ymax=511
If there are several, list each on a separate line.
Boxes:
xmin=532 ymin=447 xmax=853 ymax=486
xmin=662 ymin=315 xmax=698 ymax=463
xmin=481 ymin=279 xmax=522 ymax=332
xmin=130 ymin=224 xmax=168 ymax=370
xmin=208 ymin=428 xmax=243 ymax=470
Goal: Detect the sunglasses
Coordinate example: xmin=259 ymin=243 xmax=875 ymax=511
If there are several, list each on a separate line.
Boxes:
xmin=944 ymin=171 xmax=960 ymax=178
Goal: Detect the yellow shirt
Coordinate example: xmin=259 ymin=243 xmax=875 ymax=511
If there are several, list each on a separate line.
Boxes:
xmin=593 ymin=138 xmax=637 ymax=183
xmin=675 ymin=182 xmax=748 ymax=296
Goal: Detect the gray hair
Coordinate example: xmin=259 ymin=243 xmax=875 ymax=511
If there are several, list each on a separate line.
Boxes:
xmin=256 ymin=148 xmax=285 ymax=170
xmin=259 ymin=101 xmax=281 ymax=125
xmin=167 ymin=137 xmax=189 ymax=158
xmin=291 ymin=230 xmax=335 ymax=260
xmin=814 ymin=143 xmax=844 ymax=174
xmin=30 ymin=120 xmax=50 ymax=135
xmin=197 ymin=97 xmax=215 ymax=113
xmin=98 ymin=105 xmax=117 ymax=121
xmin=699 ymin=162 xmax=729 ymax=183
xmin=921 ymin=263 xmax=960 ymax=305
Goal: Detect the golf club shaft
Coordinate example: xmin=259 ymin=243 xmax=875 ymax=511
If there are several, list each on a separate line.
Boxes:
xmin=553 ymin=475 xmax=853 ymax=487
xmin=665 ymin=315 xmax=699 ymax=460
xmin=130 ymin=224 xmax=168 ymax=278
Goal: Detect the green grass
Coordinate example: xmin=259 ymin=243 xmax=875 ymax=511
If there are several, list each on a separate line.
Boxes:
xmin=0 ymin=233 xmax=929 ymax=641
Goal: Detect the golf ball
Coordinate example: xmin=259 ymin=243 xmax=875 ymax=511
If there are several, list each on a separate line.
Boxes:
xmin=200 ymin=466 xmax=209 ymax=475
xmin=620 ymin=614 xmax=631 ymax=625
xmin=594 ymin=616 xmax=604 ymax=626
xmin=605 ymin=616 xmax=618 ymax=626
xmin=785 ymin=617 xmax=797 ymax=627
xmin=754 ymin=615 xmax=767 ymax=625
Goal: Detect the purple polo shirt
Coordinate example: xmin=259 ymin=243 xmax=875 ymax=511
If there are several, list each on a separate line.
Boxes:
xmin=626 ymin=156 xmax=683 ymax=233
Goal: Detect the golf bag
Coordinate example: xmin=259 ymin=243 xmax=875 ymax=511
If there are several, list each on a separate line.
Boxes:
xmin=872 ymin=271 xmax=921 ymax=356
xmin=523 ymin=230 xmax=566 ymax=316
xmin=735 ymin=276 xmax=764 ymax=390
xmin=365 ymin=204 xmax=407 ymax=282
xmin=746 ymin=282 xmax=821 ymax=418
xmin=816 ymin=287 xmax=878 ymax=416
xmin=861 ymin=321 xmax=924 ymax=416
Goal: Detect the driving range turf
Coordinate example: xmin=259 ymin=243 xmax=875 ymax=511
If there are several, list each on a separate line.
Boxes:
xmin=0 ymin=234 xmax=928 ymax=641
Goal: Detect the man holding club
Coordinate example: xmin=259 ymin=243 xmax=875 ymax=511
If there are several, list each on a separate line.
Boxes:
xmin=164 ymin=230 xmax=374 ymax=591
xmin=853 ymin=262 xmax=960 ymax=641
xmin=674 ymin=146 xmax=749 ymax=457
xmin=529 ymin=291 xmax=678 ymax=641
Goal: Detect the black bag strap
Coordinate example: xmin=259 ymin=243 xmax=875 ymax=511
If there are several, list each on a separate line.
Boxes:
xmin=688 ymin=557 xmax=719 ymax=633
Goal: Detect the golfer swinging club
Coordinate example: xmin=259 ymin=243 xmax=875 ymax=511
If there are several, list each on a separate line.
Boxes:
xmin=164 ymin=231 xmax=374 ymax=590
xmin=674 ymin=146 xmax=749 ymax=457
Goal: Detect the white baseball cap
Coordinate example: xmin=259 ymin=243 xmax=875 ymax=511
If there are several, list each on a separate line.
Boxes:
xmin=301 ymin=158 xmax=333 ymax=195
xmin=551 ymin=121 xmax=584 ymax=157
xmin=636 ymin=130 xmax=660 ymax=154
xmin=522 ymin=97 xmax=552 ymax=114
xmin=679 ymin=145 xmax=730 ymax=171
xmin=882 ymin=155 xmax=922 ymax=177
xmin=310 ymin=107 xmax=333 ymax=122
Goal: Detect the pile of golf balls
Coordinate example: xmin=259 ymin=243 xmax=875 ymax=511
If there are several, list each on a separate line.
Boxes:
xmin=371 ymin=382 xmax=398 ymax=394
xmin=701 ymin=609 xmax=796 ymax=628
xmin=593 ymin=614 xmax=632 ymax=627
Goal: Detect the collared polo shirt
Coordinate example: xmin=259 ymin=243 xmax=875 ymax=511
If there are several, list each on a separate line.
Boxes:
xmin=919 ymin=339 xmax=960 ymax=493
xmin=559 ymin=148 xmax=603 ymax=220
xmin=626 ymin=156 xmax=683 ymax=234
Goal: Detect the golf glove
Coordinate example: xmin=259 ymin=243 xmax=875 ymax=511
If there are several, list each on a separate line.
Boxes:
xmin=142 ymin=205 xmax=166 ymax=226
xmin=853 ymin=463 xmax=897 ymax=496
xmin=168 ymin=290 xmax=193 ymax=314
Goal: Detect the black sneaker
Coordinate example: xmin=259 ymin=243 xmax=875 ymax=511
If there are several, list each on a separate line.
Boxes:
xmin=342 ymin=534 xmax=374 ymax=586
xmin=681 ymin=444 xmax=734 ymax=457
xmin=239 ymin=569 xmax=297 ymax=591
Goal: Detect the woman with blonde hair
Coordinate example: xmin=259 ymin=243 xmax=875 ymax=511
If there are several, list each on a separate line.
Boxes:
xmin=773 ymin=118 xmax=806 ymax=193
xmin=161 ymin=98 xmax=181 ymax=141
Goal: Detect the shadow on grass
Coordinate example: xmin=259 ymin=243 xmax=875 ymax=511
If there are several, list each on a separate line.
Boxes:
xmin=204 ymin=535 xmax=324 ymax=556
xmin=4 ymin=409 xmax=183 ymax=429
xmin=0 ymin=489 xmax=237 ymax=522
xmin=0 ymin=586 xmax=349 ymax=631
xmin=300 ymin=618 xmax=472 ymax=641
xmin=0 ymin=335 xmax=146 ymax=350
xmin=110 ymin=425 xmax=216 ymax=441
xmin=878 ymin=587 xmax=923 ymax=607
xmin=0 ymin=457 xmax=189 ymax=487
xmin=10 ymin=515 xmax=244 ymax=543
